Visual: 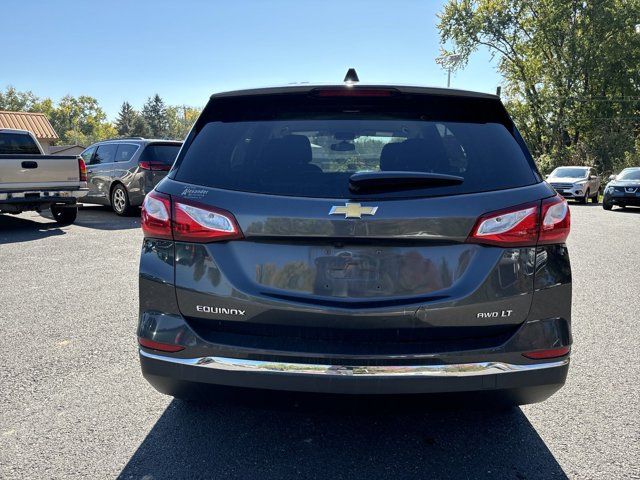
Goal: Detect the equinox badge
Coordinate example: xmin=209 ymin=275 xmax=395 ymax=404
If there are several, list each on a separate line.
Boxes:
xmin=329 ymin=203 xmax=378 ymax=219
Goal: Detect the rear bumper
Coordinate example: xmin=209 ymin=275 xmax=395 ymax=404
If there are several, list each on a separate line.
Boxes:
xmin=138 ymin=311 xmax=571 ymax=401
xmin=0 ymin=189 xmax=88 ymax=212
xmin=140 ymin=349 xmax=569 ymax=399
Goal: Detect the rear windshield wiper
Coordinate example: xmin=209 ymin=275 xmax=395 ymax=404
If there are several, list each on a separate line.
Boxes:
xmin=349 ymin=171 xmax=464 ymax=192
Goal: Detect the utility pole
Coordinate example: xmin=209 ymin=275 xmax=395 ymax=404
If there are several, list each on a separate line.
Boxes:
xmin=436 ymin=53 xmax=463 ymax=88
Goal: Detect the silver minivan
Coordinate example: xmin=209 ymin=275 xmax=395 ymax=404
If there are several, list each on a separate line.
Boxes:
xmin=80 ymin=138 xmax=182 ymax=215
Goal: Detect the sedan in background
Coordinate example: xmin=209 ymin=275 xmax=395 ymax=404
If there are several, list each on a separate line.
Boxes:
xmin=547 ymin=166 xmax=600 ymax=204
xmin=80 ymin=138 xmax=182 ymax=215
xmin=602 ymin=167 xmax=640 ymax=210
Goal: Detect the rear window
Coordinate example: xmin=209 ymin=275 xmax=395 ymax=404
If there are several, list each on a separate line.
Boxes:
xmin=140 ymin=144 xmax=181 ymax=165
xmin=174 ymin=92 xmax=539 ymax=199
xmin=0 ymin=132 xmax=40 ymax=155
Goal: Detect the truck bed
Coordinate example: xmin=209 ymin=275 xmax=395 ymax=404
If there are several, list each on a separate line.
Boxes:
xmin=0 ymin=154 xmax=83 ymax=191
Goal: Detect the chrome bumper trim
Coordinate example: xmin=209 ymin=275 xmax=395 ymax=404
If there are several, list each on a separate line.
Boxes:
xmin=140 ymin=349 xmax=569 ymax=377
xmin=0 ymin=189 xmax=88 ymax=201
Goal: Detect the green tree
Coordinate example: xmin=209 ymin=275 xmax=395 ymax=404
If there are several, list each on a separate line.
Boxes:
xmin=130 ymin=114 xmax=152 ymax=138
xmin=142 ymin=94 xmax=169 ymax=138
xmin=0 ymin=86 xmax=54 ymax=116
xmin=166 ymin=105 xmax=200 ymax=140
xmin=115 ymin=101 xmax=137 ymax=137
xmin=50 ymin=95 xmax=114 ymax=144
xmin=438 ymin=0 xmax=640 ymax=175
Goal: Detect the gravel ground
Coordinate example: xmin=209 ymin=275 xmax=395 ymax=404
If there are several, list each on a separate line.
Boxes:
xmin=0 ymin=203 xmax=638 ymax=480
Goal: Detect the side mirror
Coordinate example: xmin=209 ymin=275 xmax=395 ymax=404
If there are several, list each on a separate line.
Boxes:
xmin=609 ymin=174 xmax=617 ymax=181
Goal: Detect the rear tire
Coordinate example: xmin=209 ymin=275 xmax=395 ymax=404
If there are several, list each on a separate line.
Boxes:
xmin=111 ymin=184 xmax=131 ymax=216
xmin=51 ymin=205 xmax=77 ymax=225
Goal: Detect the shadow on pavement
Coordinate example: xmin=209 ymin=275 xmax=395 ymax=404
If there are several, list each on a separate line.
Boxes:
xmin=118 ymin=391 xmax=567 ymax=480
xmin=73 ymin=205 xmax=141 ymax=230
xmin=0 ymin=213 xmax=65 ymax=244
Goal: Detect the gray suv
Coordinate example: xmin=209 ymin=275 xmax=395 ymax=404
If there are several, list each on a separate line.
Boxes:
xmin=80 ymin=138 xmax=182 ymax=215
xmin=138 ymin=84 xmax=572 ymax=406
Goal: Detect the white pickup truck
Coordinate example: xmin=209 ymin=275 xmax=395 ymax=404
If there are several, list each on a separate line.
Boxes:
xmin=0 ymin=128 xmax=88 ymax=224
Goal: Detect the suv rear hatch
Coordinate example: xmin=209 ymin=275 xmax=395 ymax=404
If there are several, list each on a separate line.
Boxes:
xmin=148 ymin=87 xmax=556 ymax=354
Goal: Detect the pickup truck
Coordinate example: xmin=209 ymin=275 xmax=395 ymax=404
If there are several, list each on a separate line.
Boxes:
xmin=0 ymin=128 xmax=88 ymax=224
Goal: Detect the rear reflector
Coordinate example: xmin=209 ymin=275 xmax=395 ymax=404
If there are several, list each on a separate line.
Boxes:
xmin=78 ymin=158 xmax=87 ymax=182
xmin=141 ymin=191 xmax=243 ymax=242
xmin=138 ymin=337 xmax=184 ymax=352
xmin=468 ymin=195 xmax=570 ymax=247
xmin=523 ymin=346 xmax=570 ymax=359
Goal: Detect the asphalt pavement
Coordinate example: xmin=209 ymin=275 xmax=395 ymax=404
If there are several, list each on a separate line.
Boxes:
xmin=0 ymin=203 xmax=638 ymax=479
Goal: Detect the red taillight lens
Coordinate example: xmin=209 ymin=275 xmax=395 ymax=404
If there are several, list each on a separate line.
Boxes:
xmin=468 ymin=195 xmax=570 ymax=247
xmin=468 ymin=202 xmax=539 ymax=247
xmin=523 ymin=346 xmax=570 ymax=359
xmin=141 ymin=192 xmax=243 ymax=242
xmin=539 ymin=195 xmax=570 ymax=244
xmin=78 ymin=158 xmax=87 ymax=182
xmin=141 ymin=191 xmax=172 ymax=240
xmin=172 ymin=199 xmax=243 ymax=242
xmin=138 ymin=337 xmax=184 ymax=353
xmin=139 ymin=161 xmax=171 ymax=171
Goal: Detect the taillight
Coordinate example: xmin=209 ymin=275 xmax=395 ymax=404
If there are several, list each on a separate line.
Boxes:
xmin=141 ymin=192 xmax=243 ymax=242
xmin=539 ymin=195 xmax=570 ymax=244
xmin=173 ymin=199 xmax=243 ymax=242
xmin=78 ymin=158 xmax=87 ymax=182
xmin=468 ymin=202 xmax=539 ymax=247
xmin=141 ymin=191 xmax=172 ymax=240
xmin=139 ymin=161 xmax=171 ymax=171
xmin=468 ymin=195 xmax=570 ymax=247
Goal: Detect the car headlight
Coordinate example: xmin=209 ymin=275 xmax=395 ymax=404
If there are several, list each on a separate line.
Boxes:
xmin=574 ymin=181 xmax=587 ymax=187
xmin=605 ymin=186 xmax=614 ymax=194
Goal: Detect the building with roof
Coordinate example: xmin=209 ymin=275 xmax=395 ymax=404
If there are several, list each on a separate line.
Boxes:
xmin=0 ymin=111 xmax=59 ymax=153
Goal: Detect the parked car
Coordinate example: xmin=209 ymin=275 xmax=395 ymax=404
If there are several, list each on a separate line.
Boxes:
xmin=546 ymin=166 xmax=601 ymax=203
xmin=602 ymin=167 xmax=640 ymax=210
xmin=137 ymin=82 xmax=572 ymax=406
xmin=0 ymin=128 xmax=87 ymax=225
xmin=80 ymin=138 xmax=182 ymax=215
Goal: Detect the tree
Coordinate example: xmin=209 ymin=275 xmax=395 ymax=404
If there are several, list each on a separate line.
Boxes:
xmin=49 ymin=95 xmax=113 ymax=145
xmin=115 ymin=101 xmax=137 ymax=137
xmin=0 ymin=86 xmax=54 ymax=117
xmin=166 ymin=105 xmax=200 ymax=140
xmin=130 ymin=115 xmax=152 ymax=138
xmin=438 ymin=0 xmax=640 ymax=174
xmin=142 ymin=94 xmax=169 ymax=138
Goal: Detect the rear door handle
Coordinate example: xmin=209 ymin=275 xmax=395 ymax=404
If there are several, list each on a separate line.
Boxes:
xmin=21 ymin=161 xmax=38 ymax=169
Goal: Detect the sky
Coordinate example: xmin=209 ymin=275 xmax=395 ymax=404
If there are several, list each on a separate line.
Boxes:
xmin=3 ymin=0 xmax=502 ymax=119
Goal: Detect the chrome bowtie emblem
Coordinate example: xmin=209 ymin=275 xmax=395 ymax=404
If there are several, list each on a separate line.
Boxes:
xmin=329 ymin=203 xmax=378 ymax=219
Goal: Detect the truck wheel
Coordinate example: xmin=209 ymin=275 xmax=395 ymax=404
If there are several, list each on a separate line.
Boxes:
xmin=111 ymin=184 xmax=131 ymax=216
xmin=51 ymin=205 xmax=78 ymax=225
